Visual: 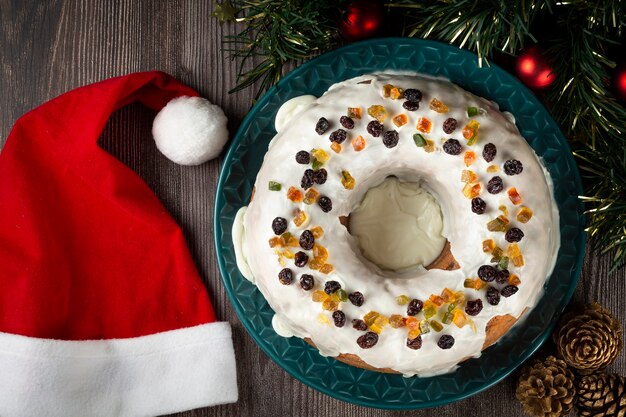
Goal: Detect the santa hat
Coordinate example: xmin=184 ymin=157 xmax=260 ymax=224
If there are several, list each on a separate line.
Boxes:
xmin=0 ymin=72 xmax=237 ymax=416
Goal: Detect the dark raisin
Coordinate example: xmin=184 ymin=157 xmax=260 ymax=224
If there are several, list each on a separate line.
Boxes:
xmin=295 ymin=150 xmax=310 ymax=164
xmin=366 ymin=120 xmax=383 ymax=137
xmin=301 ymin=169 xmax=314 ymax=189
xmin=442 ymin=118 xmax=457 ymax=134
xmin=324 ymin=280 xmax=341 ymax=295
xmin=496 ymin=269 xmax=510 ymax=284
xmin=402 ymin=101 xmax=419 ymax=111
xmin=406 ymin=335 xmax=423 ymax=350
xmin=352 ymin=319 xmax=368 ymax=331
xmin=504 ymin=159 xmax=523 ymax=175
xmin=357 ymin=331 xmax=379 ymax=349
xmin=501 ymin=285 xmax=519 ymax=298
xmin=437 ymin=335 xmax=455 ymax=349
xmin=278 ymin=268 xmax=293 ymax=285
xmin=383 ymin=130 xmax=399 ymax=148
xmin=300 ymin=274 xmax=314 ymax=290
xmin=465 ymin=299 xmax=483 ymax=316
xmin=340 ymin=116 xmax=355 ymax=129
xmin=313 ymin=168 xmax=327 ymax=185
xmin=471 ymin=197 xmax=487 ymax=214
xmin=407 ymin=299 xmax=424 ymax=316
xmin=443 ymin=139 xmax=462 ymax=155
xmin=404 ymin=88 xmax=423 ymax=102
xmin=318 ymin=196 xmax=332 ymax=212
xmin=483 ymin=143 xmax=497 ymax=162
xmin=505 ymin=227 xmax=524 ymax=243
xmin=299 ymin=230 xmax=315 ymax=250
xmin=329 ymin=129 xmax=347 ymax=144
xmin=478 ymin=265 xmax=497 ymax=282
xmin=294 ymin=251 xmax=308 ymax=267
xmin=272 ymin=217 xmax=288 ymax=235
xmin=315 ymin=117 xmax=329 ymax=135
xmin=348 ymin=291 xmax=364 ymax=307
xmin=487 ymin=176 xmax=504 ymax=194
xmin=332 ymin=310 xmax=346 ymax=327
xmin=486 ymin=286 xmax=501 ymax=305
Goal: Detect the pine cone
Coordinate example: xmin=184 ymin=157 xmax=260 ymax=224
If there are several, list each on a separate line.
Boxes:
xmin=577 ymin=373 xmax=626 ymax=417
xmin=554 ymin=302 xmax=623 ymax=374
xmin=516 ymin=356 xmax=576 ymax=417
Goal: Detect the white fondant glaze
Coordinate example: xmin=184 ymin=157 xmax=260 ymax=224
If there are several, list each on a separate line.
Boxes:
xmin=236 ymin=72 xmax=560 ymax=376
xmin=233 ymin=206 xmax=254 ymax=282
xmin=274 ymin=95 xmax=317 ymax=132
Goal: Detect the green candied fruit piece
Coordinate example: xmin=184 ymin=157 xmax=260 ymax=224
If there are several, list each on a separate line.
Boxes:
xmin=312 ymin=158 xmax=323 ymax=170
xmin=447 ymin=302 xmax=457 ymax=312
xmin=498 ymin=256 xmax=510 ymax=270
xmin=442 ymin=312 xmax=453 ymax=324
xmin=430 ymin=320 xmax=444 ymax=332
xmin=467 ymin=106 xmax=479 ymax=117
xmin=413 ymin=133 xmax=427 ymax=147
xmin=419 ymin=320 xmax=430 ymax=334
xmin=337 ymin=289 xmax=348 ymax=302
xmin=424 ymin=305 xmax=437 ymax=319
xmin=396 ymin=295 xmax=410 ymax=305
xmin=268 ymin=181 xmax=282 ymax=191
xmin=487 ymin=217 xmax=508 ymax=232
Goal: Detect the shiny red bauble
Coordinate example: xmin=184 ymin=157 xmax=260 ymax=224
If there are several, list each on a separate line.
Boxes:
xmin=338 ymin=0 xmax=385 ymax=42
xmin=612 ymin=62 xmax=626 ymax=103
xmin=515 ymin=46 xmax=556 ymax=90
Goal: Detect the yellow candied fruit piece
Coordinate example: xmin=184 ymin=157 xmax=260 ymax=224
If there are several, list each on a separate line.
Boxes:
xmin=390 ymin=87 xmax=404 ymax=100
xmin=452 ymin=309 xmax=468 ymax=328
xmin=430 ymin=320 xmax=444 ymax=332
xmin=309 ymin=258 xmax=324 ymax=270
xmin=330 ymin=292 xmax=341 ymax=302
xmin=429 ymin=294 xmax=445 ymax=306
xmin=292 ymin=208 xmax=308 ymax=227
xmin=383 ymin=84 xmax=394 ymax=97
xmin=464 ymin=278 xmax=486 ymax=290
xmin=393 ymin=114 xmax=408 ymax=127
xmin=277 ymin=254 xmax=286 ymax=267
xmin=396 ymin=295 xmax=411 ymax=305
xmin=269 ymin=236 xmax=282 ymax=248
xmin=429 ymin=98 xmax=449 ymax=113
xmin=319 ymin=263 xmax=334 ymax=274
xmin=282 ymin=249 xmax=294 ymax=259
xmin=487 ymin=164 xmax=500 ymax=173
xmin=462 ymin=120 xmax=480 ymax=145
xmin=508 ymin=243 xmax=525 ymax=267
xmin=517 ymin=206 xmax=533 ymax=223
xmin=487 ymin=215 xmax=510 ymax=232
xmin=491 ymin=246 xmax=504 ymax=262
xmin=310 ymin=226 xmax=324 ymax=239
xmin=441 ymin=288 xmax=456 ymax=303
xmin=311 ymin=148 xmax=329 ymax=164
xmin=499 ymin=205 xmax=509 ymax=217
xmin=461 ymin=170 xmax=478 ymax=183
xmin=367 ymin=105 xmax=388 ymax=123
xmin=389 ymin=314 xmax=405 ymax=328
xmin=464 ymin=151 xmax=476 ymax=167
xmin=303 ymin=188 xmax=320 ymax=205
xmin=463 ymin=183 xmax=482 ymax=199
xmin=317 ymin=313 xmax=330 ymax=325
xmin=416 ymin=117 xmax=433 ymax=133
xmin=351 ymin=135 xmax=366 ymax=152
xmin=370 ymin=315 xmax=390 ymax=334
xmin=313 ymin=244 xmax=329 ymax=262
xmin=322 ymin=298 xmax=339 ymax=312
xmin=482 ymin=239 xmax=496 ymax=253
xmin=405 ymin=316 xmax=420 ymax=329
xmin=454 ymin=291 xmax=466 ymax=304
xmin=341 ymin=170 xmax=356 ymax=190
xmin=330 ymin=142 xmax=342 ymax=153
xmin=312 ymin=290 xmax=328 ymax=302
xmin=347 ymin=107 xmax=363 ymax=119
xmin=363 ymin=311 xmax=380 ymax=326
xmin=287 ymin=186 xmax=303 ymax=203
xmin=424 ymin=139 xmax=436 ymax=153
xmin=509 ymin=274 xmax=521 ymax=286
xmin=508 ymin=187 xmax=523 ymax=205
xmin=408 ymin=328 xmax=421 ymax=340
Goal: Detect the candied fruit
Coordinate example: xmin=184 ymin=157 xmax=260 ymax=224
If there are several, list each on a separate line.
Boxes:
xmin=317 ymin=313 xmax=330 ymax=325
xmin=517 ymin=206 xmax=533 ymax=223
xmin=396 ymin=295 xmax=410 ymax=305
xmin=464 ymin=151 xmax=476 ymax=167
xmin=311 ymin=148 xmax=329 ymax=164
xmin=287 ymin=186 xmax=303 ymax=203
xmin=423 ymin=304 xmax=437 ymax=319
xmin=370 ymin=315 xmax=390 ymax=334
xmin=416 ymin=117 xmax=433 ymax=133
xmin=382 ymin=84 xmax=394 ymax=97
xmin=269 ymin=237 xmax=282 ymax=248
xmin=464 ymin=278 xmax=486 ymax=290
xmin=311 ymin=226 xmax=324 ymax=239
xmin=419 ymin=320 xmax=431 ymax=334
xmin=322 ymin=298 xmax=339 ymax=312
xmin=499 ymin=205 xmax=509 ymax=217
xmin=441 ymin=288 xmax=456 ymax=303
xmin=487 ymin=164 xmax=500 ymax=173
xmin=393 ymin=114 xmax=408 ymax=127
xmin=461 ymin=170 xmax=478 ymax=183
xmin=508 ymin=187 xmax=523 ymax=205
xmin=509 ymin=274 xmax=521 ymax=286
xmin=441 ymin=311 xmax=452 ymax=324
xmin=498 ymin=256 xmax=509 ymax=270
xmin=309 ymin=258 xmax=324 ymax=270
xmin=467 ymin=106 xmax=479 ymax=117
xmin=405 ymin=316 xmax=419 ymax=329
xmin=507 ymin=243 xmax=525 ymax=267
xmin=347 ymin=107 xmax=363 ymax=119
xmin=430 ymin=320 xmax=444 ymax=332
xmin=482 ymin=239 xmax=496 ymax=253
xmin=282 ymin=249 xmax=294 ymax=259
xmin=303 ymin=188 xmax=320 ymax=205
xmin=312 ymin=290 xmax=328 ymax=302
xmin=313 ymin=244 xmax=329 ymax=262
xmin=330 ymin=142 xmax=342 ymax=153
xmin=341 ymin=170 xmax=356 ymax=190
xmin=319 ymin=263 xmax=334 ymax=274
xmin=487 ymin=215 xmax=509 ymax=232
xmin=452 ymin=310 xmax=468 ymax=327
xmin=367 ymin=105 xmax=388 ymax=123
xmin=352 ymin=135 xmax=366 ymax=152
xmin=424 ymin=139 xmax=435 ymax=153
xmin=337 ymin=289 xmax=348 ymax=302
xmin=292 ymin=209 xmax=308 ymax=228
xmin=490 ymin=246 xmax=504 ymax=262
xmin=462 ymin=120 xmax=480 ymax=145
xmin=413 ymin=133 xmax=427 ymax=147
xmin=363 ymin=311 xmax=380 ymax=326
xmin=463 ymin=183 xmax=482 ymax=199
xmin=269 ymin=181 xmax=282 ymax=191
xmin=408 ymin=328 xmax=421 ymax=340
xmin=429 ymin=98 xmax=449 ymax=113
xmin=390 ymin=87 xmax=404 ymax=100
xmin=390 ymin=315 xmax=405 ymax=328
xmin=429 ymin=294 xmax=445 ymax=306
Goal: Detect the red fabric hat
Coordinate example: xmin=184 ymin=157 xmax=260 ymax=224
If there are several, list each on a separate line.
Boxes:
xmin=0 ymin=72 xmax=237 ymax=416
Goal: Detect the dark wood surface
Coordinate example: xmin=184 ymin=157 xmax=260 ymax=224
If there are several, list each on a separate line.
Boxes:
xmin=1 ymin=2 xmax=624 ymax=416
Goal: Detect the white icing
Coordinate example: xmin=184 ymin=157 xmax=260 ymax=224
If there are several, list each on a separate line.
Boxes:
xmin=232 ymin=206 xmax=254 ymax=282
xmin=272 ymin=314 xmax=296 ymax=338
xmin=274 ymin=95 xmax=317 ymax=132
xmin=236 ymin=72 xmax=560 ymax=376
xmin=349 ymin=176 xmax=445 ymax=270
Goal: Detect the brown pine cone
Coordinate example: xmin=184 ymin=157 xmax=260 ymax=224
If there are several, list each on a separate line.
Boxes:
xmin=577 ymin=373 xmax=626 ymax=417
xmin=516 ymin=356 xmax=576 ymax=417
xmin=554 ymin=302 xmax=623 ymax=374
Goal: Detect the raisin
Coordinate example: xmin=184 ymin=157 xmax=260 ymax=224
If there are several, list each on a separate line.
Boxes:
xmin=505 ymin=227 xmax=524 ymax=243
xmin=443 ymin=139 xmax=462 ymax=155
xmin=487 ymin=176 xmax=504 ymax=194
xmin=315 ymin=117 xmax=329 ymax=135
xmin=478 ymin=265 xmax=497 ymax=282
xmin=324 ymin=280 xmax=341 ymax=294
xmin=329 ymin=129 xmax=347 ymax=144
xmin=407 ymin=299 xmax=424 ymax=316
xmin=483 ymin=143 xmax=497 ymax=162
xmin=496 ymin=269 xmax=510 ymax=284
xmin=471 ymin=197 xmax=487 ymax=214
xmin=442 ymin=118 xmax=457 ymax=134
xmin=272 ymin=217 xmax=288 ymax=235
xmin=278 ymin=268 xmax=293 ymax=285
xmin=352 ymin=319 xmax=368 ymax=331
xmin=357 ymin=331 xmax=379 ymax=349
xmin=313 ymin=168 xmax=327 ymax=185
xmin=437 ymin=335 xmax=455 ymax=349
xmin=501 ymin=285 xmax=519 ymax=297
xmin=486 ymin=286 xmax=500 ymax=305
xmin=465 ymin=299 xmax=483 ymax=316
xmin=295 ymin=150 xmax=310 ymax=164
xmin=348 ymin=291 xmax=364 ymax=307
xmin=504 ymin=159 xmax=523 ymax=175
xmin=300 ymin=274 xmax=314 ymax=290
xmin=301 ymin=169 xmax=315 ymax=189
xmin=332 ymin=310 xmax=346 ymax=327
xmin=402 ymin=101 xmax=419 ymax=111
xmin=294 ymin=251 xmax=308 ymax=267
xmin=367 ymin=120 xmax=384 ymax=137
xmin=406 ymin=336 xmax=423 ymax=350
xmin=340 ymin=116 xmax=355 ymax=129
xmin=383 ymin=130 xmax=399 ymax=148
xmin=318 ymin=196 xmax=332 ymax=213
xmin=299 ymin=230 xmax=315 ymax=250
xmin=404 ymin=88 xmax=423 ymax=102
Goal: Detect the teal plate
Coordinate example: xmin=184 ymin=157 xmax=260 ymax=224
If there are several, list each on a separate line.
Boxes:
xmin=214 ymin=38 xmax=586 ymax=409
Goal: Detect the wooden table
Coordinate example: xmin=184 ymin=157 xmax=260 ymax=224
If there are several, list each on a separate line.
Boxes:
xmin=1 ymin=2 xmax=624 ymax=416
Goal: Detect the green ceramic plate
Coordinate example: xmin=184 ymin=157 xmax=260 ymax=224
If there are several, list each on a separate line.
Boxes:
xmin=214 ymin=38 xmax=586 ymax=409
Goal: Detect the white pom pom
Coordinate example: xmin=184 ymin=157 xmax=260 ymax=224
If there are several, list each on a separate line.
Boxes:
xmin=152 ymin=96 xmax=229 ymax=166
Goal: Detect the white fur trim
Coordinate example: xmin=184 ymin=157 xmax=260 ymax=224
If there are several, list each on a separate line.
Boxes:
xmin=0 ymin=322 xmax=238 ymax=416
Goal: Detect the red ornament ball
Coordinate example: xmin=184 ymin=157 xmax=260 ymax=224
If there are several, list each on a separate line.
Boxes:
xmin=515 ymin=46 xmax=556 ymax=90
xmin=612 ymin=62 xmax=626 ymax=103
xmin=339 ymin=0 xmax=385 ymax=42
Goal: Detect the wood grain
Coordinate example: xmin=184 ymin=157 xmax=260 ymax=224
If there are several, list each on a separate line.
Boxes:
xmin=1 ymin=1 xmax=624 ymax=416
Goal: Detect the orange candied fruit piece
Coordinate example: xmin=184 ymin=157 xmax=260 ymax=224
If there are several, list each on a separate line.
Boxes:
xmin=383 ymin=84 xmax=394 ymax=97
xmin=292 ymin=208 xmax=308 ymax=227
xmin=341 ymin=170 xmax=356 ymax=190
xmin=363 ymin=311 xmax=380 ymax=326
xmin=303 ymin=188 xmax=320 ymax=205
xmin=482 ymin=239 xmax=496 ymax=253
xmin=269 ymin=236 xmax=282 ymax=248
xmin=463 ymin=183 xmax=481 ymax=199
xmin=309 ymin=258 xmax=324 ymax=270
xmin=461 ymin=170 xmax=478 ymax=183
xmin=319 ymin=263 xmax=334 ymax=274
xmin=351 ymin=135 xmax=366 ymax=151
xmin=464 ymin=151 xmax=476 ymax=167
xmin=367 ymin=105 xmax=388 ymax=123
xmin=312 ymin=290 xmax=328 ymax=302
xmin=452 ymin=310 xmax=468 ymax=328
xmin=390 ymin=87 xmax=404 ymax=100
xmin=404 ymin=316 xmax=419 ymax=329
xmin=287 ymin=186 xmax=303 ymax=203
xmin=389 ymin=314 xmax=405 ymax=328
xmin=441 ymin=288 xmax=456 ymax=303
xmin=464 ymin=278 xmax=486 ymax=290
xmin=429 ymin=98 xmax=449 ymax=113
xmin=313 ymin=244 xmax=329 ymax=262
xmin=310 ymin=226 xmax=324 ymax=239
xmin=330 ymin=142 xmax=342 ymax=153
xmin=429 ymin=294 xmax=445 ymax=306
xmin=487 ymin=164 xmax=500 ymax=173
xmin=416 ymin=117 xmax=433 ymax=133
xmin=322 ymin=298 xmax=339 ymax=312
xmin=517 ymin=206 xmax=533 ymax=223
xmin=393 ymin=114 xmax=408 ymax=127
xmin=509 ymin=274 xmax=521 ymax=286
xmin=347 ymin=107 xmax=362 ymax=119
xmin=508 ymin=187 xmax=523 ymax=205
xmin=462 ymin=120 xmax=480 ymax=145
xmin=408 ymin=328 xmax=421 ymax=340
xmin=508 ymin=243 xmax=525 ymax=267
